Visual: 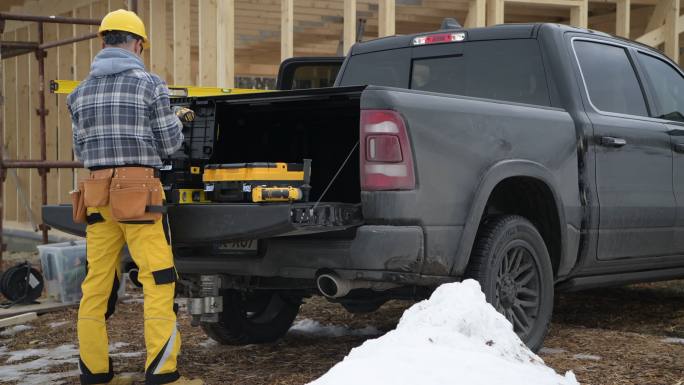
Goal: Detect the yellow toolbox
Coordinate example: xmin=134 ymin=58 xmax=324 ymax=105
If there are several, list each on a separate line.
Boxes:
xmin=203 ymin=160 xmax=311 ymax=203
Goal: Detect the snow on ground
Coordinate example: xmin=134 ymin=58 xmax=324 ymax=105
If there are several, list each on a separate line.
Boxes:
xmin=0 ymin=340 xmax=138 ymax=385
xmin=540 ymin=347 xmax=567 ymax=355
xmin=309 ymin=280 xmax=578 ymax=385
xmin=573 ymin=354 xmax=601 ymax=361
xmin=0 ymin=324 xmax=33 ymax=337
xmin=0 ymin=344 xmax=79 ymax=385
xmin=48 ymin=321 xmax=69 ymax=329
xmin=662 ymin=337 xmax=684 ymax=345
xmin=289 ymin=319 xmax=381 ymax=338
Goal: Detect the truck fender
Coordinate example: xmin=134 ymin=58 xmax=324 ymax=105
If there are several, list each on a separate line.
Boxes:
xmin=449 ymin=159 xmax=569 ymax=278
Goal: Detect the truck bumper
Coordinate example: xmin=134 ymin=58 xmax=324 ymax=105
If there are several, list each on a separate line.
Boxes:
xmin=175 ymin=225 xmax=451 ymax=285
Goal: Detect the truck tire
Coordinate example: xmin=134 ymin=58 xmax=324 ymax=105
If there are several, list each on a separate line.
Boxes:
xmin=201 ymin=290 xmax=301 ymax=345
xmin=465 ymin=215 xmax=554 ymax=352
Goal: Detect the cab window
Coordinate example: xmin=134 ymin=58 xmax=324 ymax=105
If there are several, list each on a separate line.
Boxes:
xmin=637 ymin=52 xmax=684 ymax=123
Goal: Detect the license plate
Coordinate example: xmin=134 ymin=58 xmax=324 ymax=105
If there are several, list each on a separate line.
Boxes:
xmin=216 ymin=239 xmax=258 ymax=252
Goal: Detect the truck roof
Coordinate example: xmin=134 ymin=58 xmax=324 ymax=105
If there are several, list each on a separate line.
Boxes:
xmin=349 ymin=23 xmax=651 ymax=56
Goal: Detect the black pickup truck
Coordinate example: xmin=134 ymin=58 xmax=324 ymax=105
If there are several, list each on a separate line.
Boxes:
xmin=45 ymin=22 xmax=684 ymax=351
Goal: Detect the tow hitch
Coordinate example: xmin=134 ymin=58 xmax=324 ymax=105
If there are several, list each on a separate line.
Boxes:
xmin=187 ymin=275 xmax=223 ymax=326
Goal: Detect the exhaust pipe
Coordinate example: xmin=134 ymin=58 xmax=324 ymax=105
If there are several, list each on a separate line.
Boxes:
xmin=316 ymin=273 xmax=398 ymax=298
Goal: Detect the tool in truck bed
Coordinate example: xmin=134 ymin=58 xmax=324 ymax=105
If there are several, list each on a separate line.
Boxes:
xmin=203 ymin=160 xmax=312 ymax=203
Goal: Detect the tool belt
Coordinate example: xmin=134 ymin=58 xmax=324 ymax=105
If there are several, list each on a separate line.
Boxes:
xmin=71 ymin=166 xmax=165 ymax=224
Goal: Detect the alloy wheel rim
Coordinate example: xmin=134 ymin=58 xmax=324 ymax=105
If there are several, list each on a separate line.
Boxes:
xmin=494 ymin=243 xmax=542 ymax=340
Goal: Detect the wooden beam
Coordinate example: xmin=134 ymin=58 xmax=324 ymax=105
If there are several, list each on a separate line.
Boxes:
xmin=378 ymin=0 xmax=395 ymax=36
xmin=663 ymin=0 xmax=679 ymax=63
xmin=0 ymin=312 xmax=37 ymax=328
xmin=90 ymin=1 xmax=107 ymax=61
xmin=343 ymin=0 xmax=356 ymax=54
xmin=15 ymin=27 xmax=30 ymax=223
xmin=645 ymin=0 xmax=668 ymax=32
xmin=281 ymin=0 xmax=294 ymax=62
xmin=486 ymin=0 xmax=504 ymax=25
xmin=138 ymin=0 xmax=150 ymax=68
xmin=44 ymin=22 xmax=59 ymax=205
xmin=173 ymin=0 xmax=192 ymax=85
xmin=74 ymin=5 xmax=92 ymax=184
xmin=28 ymin=24 xmax=41 ymax=221
xmin=57 ymin=13 xmax=75 ymax=203
xmin=465 ymin=0 xmax=486 ymax=27
xmin=570 ymin=0 xmax=588 ymax=28
xmin=199 ymin=0 xmax=217 ymax=87
xmin=217 ymin=0 xmax=235 ymax=88
xmin=2 ymin=31 xmax=18 ymax=220
xmin=149 ymin=0 xmax=169 ymax=82
xmin=616 ymin=0 xmax=630 ymax=38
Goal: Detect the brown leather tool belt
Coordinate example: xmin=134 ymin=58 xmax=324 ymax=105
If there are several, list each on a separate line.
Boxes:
xmin=71 ymin=166 xmax=165 ymax=224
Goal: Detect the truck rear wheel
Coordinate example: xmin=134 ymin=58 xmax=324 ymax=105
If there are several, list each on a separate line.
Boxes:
xmin=465 ymin=215 xmax=554 ymax=352
xmin=201 ymin=290 xmax=302 ymax=345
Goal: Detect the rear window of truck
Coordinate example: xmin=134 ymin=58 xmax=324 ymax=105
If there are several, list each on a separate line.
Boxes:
xmin=339 ymin=39 xmax=550 ymax=107
xmin=410 ymin=40 xmax=550 ymax=106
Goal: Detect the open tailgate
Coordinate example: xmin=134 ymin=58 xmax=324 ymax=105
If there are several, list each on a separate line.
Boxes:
xmin=42 ymin=202 xmax=363 ymax=243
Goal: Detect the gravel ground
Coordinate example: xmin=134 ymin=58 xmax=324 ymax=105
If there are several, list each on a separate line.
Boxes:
xmin=0 ymin=258 xmax=682 ymax=385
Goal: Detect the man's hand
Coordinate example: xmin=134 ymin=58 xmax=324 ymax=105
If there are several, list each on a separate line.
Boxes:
xmin=174 ymin=106 xmax=195 ymax=123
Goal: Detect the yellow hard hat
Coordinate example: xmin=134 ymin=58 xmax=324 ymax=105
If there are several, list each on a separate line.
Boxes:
xmin=99 ymin=9 xmax=149 ymax=48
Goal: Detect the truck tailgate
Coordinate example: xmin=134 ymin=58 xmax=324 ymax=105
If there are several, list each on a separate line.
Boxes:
xmin=42 ymin=202 xmax=363 ymax=242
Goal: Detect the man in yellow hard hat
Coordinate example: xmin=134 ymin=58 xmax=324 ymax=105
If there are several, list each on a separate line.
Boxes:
xmin=67 ymin=9 xmax=200 ymax=385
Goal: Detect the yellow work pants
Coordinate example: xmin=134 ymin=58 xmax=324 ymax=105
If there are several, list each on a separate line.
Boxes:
xmin=78 ymin=205 xmax=181 ymax=385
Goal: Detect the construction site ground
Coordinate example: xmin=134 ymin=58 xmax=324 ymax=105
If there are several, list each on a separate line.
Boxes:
xmin=1 ymin=251 xmax=683 ymax=385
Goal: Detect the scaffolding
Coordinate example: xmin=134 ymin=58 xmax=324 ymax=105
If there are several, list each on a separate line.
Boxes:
xmin=0 ymin=11 xmax=112 ymax=269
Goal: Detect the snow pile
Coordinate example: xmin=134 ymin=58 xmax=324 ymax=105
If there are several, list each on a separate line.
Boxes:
xmin=0 ymin=325 xmax=33 ymax=337
xmin=309 ymin=280 xmax=578 ymax=385
xmin=573 ymin=353 xmax=601 ymax=361
xmin=662 ymin=337 xmax=684 ymax=345
xmin=48 ymin=321 xmax=69 ymax=329
xmin=289 ymin=319 xmax=381 ymax=338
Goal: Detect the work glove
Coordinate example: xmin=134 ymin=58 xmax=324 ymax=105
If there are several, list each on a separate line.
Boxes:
xmin=174 ymin=106 xmax=195 ymax=123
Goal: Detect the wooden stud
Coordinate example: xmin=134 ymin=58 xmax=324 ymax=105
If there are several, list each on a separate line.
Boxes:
xmin=90 ymin=1 xmax=107 ymax=61
xmin=138 ymin=0 xmax=151 ymax=68
xmin=0 ymin=312 xmax=38 ymax=328
xmin=486 ymin=0 xmax=504 ymax=26
xmin=663 ymin=0 xmax=679 ymax=63
xmin=570 ymin=0 xmax=588 ymax=28
xmin=75 ymin=5 xmax=92 ymax=183
xmin=15 ymin=28 xmax=30 ymax=223
xmin=57 ymin=14 xmax=75 ymax=203
xmin=217 ymin=0 xmax=235 ymax=88
xmin=378 ymin=0 xmax=395 ymax=37
xmin=199 ymin=0 xmax=218 ymax=87
xmin=44 ymin=23 xmax=59 ymax=205
xmin=343 ymin=0 xmax=356 ymax=55
xmin=616 ymin=0 xmax=630 ymax=38
xmin=2 ymin=31 xmax=18 ymax=221
xmin=173 ymin=0 xmax=192 ymax=85
xmin=281 ymin=0 xmax=294 ymax=62
xmin=149 ymin=0 xmax=170 ymax=81
xmin=646 ymin=0 xmax=668 ymax=32
xmin=28 ymin=24 xmax=41 ymax=222
xmin=108 ymin=0 xmax=128 ymax=11
xmin=465 ymin=0 xmax=486 ymax=28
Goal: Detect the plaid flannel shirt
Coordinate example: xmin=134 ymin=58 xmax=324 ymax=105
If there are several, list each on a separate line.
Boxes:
xmin=67 ymin=68 xmax=184 ymax=169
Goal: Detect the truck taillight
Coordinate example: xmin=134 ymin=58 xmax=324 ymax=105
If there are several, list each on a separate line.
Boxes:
xmin=360 ymin=110 xmax=415 ymax=191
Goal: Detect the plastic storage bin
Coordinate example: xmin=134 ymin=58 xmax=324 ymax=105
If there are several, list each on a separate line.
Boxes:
xmin=38 ymin=240 xmax=125 ymax=304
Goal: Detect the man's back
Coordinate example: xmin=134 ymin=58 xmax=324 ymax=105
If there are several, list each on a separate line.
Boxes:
xmin=68 ymin=47 xmax=183 ymax=169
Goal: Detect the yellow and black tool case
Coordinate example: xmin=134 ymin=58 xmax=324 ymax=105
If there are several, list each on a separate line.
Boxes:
xmin=203 ymin=160 xmax=312 ymax=203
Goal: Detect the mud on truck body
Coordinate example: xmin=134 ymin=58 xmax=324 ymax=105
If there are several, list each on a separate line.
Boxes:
xmin=45 ymin=23 xmax=684 ymax=351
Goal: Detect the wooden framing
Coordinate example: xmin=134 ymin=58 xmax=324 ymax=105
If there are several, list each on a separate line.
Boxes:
xmin=378 ymin=0 xmax=396 ymax=37
xmin=465 ymin=0 xmax=487 ymax=28
xmin=149 ymin=0 xmax=170 ymax=82
xmin=281 ymin=0 xmax=294 ymax=61
xmin=488 ymin=0 xmax=588 ymax=27
xmin=343 ymin=0 xmax=356 ymax=54
xmin=173 ymin=0 xmax=192 ymax=85
xmin=199 ymin=0 xmax=218 ymax=87
xmin=3 ymin=31 xmax=18 ymax=220
xmin=635 ymin=0 xmax=682 ymax=63
xmin=217 ymin=0 xmax=235 ymax=88
xmin=615 ymin=0 xmax=630 ymax=38
xmin=57 ymin=13 xmax=74 ymax=202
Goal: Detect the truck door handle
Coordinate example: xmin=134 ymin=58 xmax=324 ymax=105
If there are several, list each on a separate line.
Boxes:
xmin=600 ymin=136 xmax=627 ymax=148
xmin=674 ymin=143 xmax=684 ymax=153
